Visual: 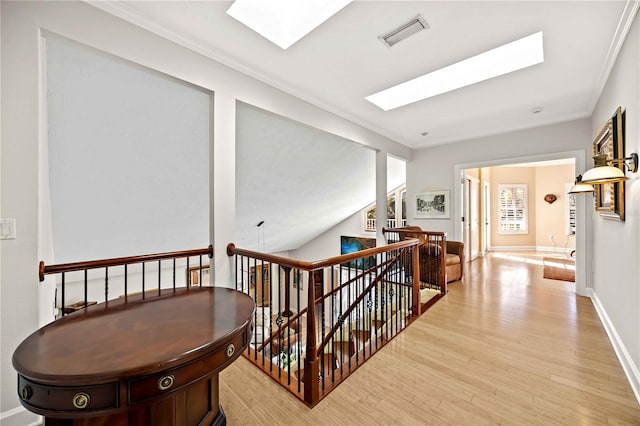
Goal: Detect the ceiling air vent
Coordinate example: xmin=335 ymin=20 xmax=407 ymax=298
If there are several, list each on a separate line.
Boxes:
xmin=379 ymin=15 xmax=429 ymax=47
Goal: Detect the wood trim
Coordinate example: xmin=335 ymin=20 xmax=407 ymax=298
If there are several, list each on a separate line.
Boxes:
xmin=39 ymin=245 xmax=213 ymax=282
xmin=226 ymin=239 xmax=418 ymax=271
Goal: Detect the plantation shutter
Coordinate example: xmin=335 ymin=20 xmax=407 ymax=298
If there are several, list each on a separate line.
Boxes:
xmin=498 ymin=184 xmax=528 ymax=234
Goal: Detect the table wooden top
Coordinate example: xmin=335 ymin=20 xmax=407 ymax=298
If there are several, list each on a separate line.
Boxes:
xmin=13 ymin=287 xmax=255 ymax=385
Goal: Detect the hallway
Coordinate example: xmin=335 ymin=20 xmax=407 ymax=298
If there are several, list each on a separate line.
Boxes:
xmin=219 ymin=252 xmax=640 ymax=425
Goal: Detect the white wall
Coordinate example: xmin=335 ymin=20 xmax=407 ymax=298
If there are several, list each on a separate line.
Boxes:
xmin=0 ymin=1 xmax=409 ymax=415
xmin=290 ymin=207 xmax=370 ymax=261
xmin=46 ymin=35 xmax=210 ymax=263
xmin=590 ymin=11 xmax=640 ymax=399
xmin=407 ymin=119 xmax=591 ymax=237
xmin=407 ymin=120 xmax=591 ymax=298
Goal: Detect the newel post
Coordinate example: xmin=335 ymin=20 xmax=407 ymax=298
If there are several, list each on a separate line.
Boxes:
xmin=412 ymin=244 xmax=421 ymax=317
xmin=304 ymin=270 xmax=320 ymax=405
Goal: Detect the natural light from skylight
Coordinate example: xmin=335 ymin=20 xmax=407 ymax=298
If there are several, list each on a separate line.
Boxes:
xmin=366 ymin=31 xmax=544 ymax=111
xmin=226 ymin=0 xmax=353 ymax=50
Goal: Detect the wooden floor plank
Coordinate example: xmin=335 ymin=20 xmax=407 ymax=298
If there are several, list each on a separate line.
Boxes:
xmin=219 ymin=252 xmax=640 ymax=425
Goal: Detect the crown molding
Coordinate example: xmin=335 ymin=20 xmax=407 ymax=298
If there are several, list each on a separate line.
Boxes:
xmin=84 ymin=1 xmax=410 ymax=148
xmin=588 ymin=0 xmax=640 ymax=112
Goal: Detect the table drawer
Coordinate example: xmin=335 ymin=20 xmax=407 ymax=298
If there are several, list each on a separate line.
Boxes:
xmin=128 ymin=331 xmax=245 ymax=404
xmin=18 ymin=375 xmax=118 ymax=414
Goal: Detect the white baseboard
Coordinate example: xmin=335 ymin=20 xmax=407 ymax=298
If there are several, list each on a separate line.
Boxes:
xmin=0 ymin=406 xmax=41 ymax=425
xmin=490 ymin=245 xmax=574 ymax=254
xmin=590 ymin=290 xmax=640 ymax=404
xmin=490 ymin=246 xmax=538 ymax=252
xmin=0 ymin=406 xmax=25 ymax=420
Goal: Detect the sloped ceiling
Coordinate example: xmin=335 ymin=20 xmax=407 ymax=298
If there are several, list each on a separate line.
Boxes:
xmin=235 ymin=103 xmax=377 ymax=253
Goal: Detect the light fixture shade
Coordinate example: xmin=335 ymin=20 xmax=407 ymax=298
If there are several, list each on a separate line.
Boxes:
xmin=567 ymin=182 xmax=595 ymax=194
xmin=581 ymin=165 xmax=628 ymax=183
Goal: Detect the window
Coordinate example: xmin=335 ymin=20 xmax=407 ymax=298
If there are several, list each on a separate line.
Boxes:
xmin=362 ymin=186 xmax=406 ymax=232
xmin=565 ymin=183 xmax=576 ymax=235
xmin=498 ymin=184 xmax=528 ymax=234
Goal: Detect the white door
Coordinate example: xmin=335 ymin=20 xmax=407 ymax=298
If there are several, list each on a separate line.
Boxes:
xmin=462 ymin=175 xmax=480 ymax=262
xmin=482 ymin=181 xmax=490 ymax=254
xmin=462 ymin=178 xmax=471 ymax=260
xmin=469 ymin=176 xmax=480 ymax=261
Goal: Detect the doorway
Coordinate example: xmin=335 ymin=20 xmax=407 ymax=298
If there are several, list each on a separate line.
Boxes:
xmin=454 ymin=152 xmax=587 ymax=297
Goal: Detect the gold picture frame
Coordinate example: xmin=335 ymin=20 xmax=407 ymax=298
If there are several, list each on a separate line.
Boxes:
xmin=593 ymin=107 xmax=625 ymax=221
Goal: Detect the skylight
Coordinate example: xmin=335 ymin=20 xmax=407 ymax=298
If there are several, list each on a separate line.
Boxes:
xmin=366 ymin=31 xmax=544 ymax=111
xmin=226 ymin=0 xmax=353 ymax=50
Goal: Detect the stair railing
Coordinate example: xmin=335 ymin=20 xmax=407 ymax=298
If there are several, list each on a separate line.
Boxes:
xmin=39 ymin=245 xmax=213 ymax=317
xmin=227 ymin=238 xmax=420 ymax=407
xmin=383 ymin=227 xmax=448 ymax=300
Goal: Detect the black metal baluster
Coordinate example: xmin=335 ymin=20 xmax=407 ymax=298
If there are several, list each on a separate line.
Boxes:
xmin=142 ymin=263 xmax=146 ymax=299
xmin=61 ymin=273 xmax=65 ymax=318
xmin=84 ymin=270 xmax=88 ymax=309
xmin=157 ymin=260 xmax=161 ymax=296
xmin=252 ymin=258 xmax=258 ymax=362
xmin=104 ymin=267 xmax=109 ymax=304
xmin=186 ymin=257 xmax=190 ymax=288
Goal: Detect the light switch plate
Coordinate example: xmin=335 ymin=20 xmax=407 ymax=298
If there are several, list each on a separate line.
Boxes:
xmin=0 ymin=218 xmax=16 ymax=240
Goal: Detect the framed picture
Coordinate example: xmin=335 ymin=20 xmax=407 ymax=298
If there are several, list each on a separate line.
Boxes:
xmin=593 ymin=107 xmax=625 ymax=221
xmin=187 ymin=264 xmax=210 ymax=287
xmin=415 ymin=190 xmax=450 ymax=219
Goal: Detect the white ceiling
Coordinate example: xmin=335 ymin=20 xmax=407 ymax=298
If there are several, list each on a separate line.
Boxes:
xmin=90 ymin=1 xmax=629 ymax=148
xmin=86 ymin=1 xmax=632 ymax=253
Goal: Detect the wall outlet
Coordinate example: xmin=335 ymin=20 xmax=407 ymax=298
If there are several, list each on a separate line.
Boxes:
xmin=0 ymin=218 xmax=16 ymax=240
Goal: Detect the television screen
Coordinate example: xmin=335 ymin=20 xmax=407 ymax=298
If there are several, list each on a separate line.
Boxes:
xmin=340 ymin=236 xmax=376 ymax=270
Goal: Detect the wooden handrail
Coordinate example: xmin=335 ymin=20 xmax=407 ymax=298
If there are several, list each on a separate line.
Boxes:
xmin=39 ymin=245 xmax=213 ymax=282
xmin=230 ymin=237 xmax=424 ymax=407
xmin=255 ymin=254 xmax=398 ymax=352
xmin=226 ymin=239 xmax=418 ymax=271
xmin=382 ymin=227 xmax=446 ymax=237
xmin=316 ymin=249 xmax=405 ymax=357
xmin=384 ymin=226 xmax=448 ymax=296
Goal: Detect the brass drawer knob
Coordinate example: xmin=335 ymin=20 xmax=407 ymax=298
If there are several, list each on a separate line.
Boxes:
xmin=157 ymin=375 xmax=175 ymax=391
xmin=72 ymin=392 xmax=90 ymax=409
xmin=20 ymin=385 xmax=32 ymax=401
xmin=226 ymin=343 xmax=235 ymax=358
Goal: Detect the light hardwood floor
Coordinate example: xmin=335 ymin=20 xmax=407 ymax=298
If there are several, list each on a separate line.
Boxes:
xmin=219 ymin=252 xmax=640 ymax=425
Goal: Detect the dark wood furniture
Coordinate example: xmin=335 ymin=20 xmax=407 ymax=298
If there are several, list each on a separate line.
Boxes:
xmin=398 ymin=226 xmax=464 ymax=283
xmin=13 ymin=287 xmax=254 ymax=426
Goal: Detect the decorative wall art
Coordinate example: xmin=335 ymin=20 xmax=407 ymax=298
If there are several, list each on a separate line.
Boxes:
xmin=593 ymin=107 xmax=625 ymax=221
xmin=415 ymin=190 xmax=450 ymax=219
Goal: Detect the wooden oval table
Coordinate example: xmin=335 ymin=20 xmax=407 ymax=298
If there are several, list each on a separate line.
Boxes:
xmin=13 ymin=287 xmax=254 ymax=426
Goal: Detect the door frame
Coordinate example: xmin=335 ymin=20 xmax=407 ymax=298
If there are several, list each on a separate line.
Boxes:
xmin=462 ymin=174 xmax=480 ymax=262
xmin=452 ymin=150 xmax=588 ymax=296
xmin=482 ymin=180 xmax=490 ymax=255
